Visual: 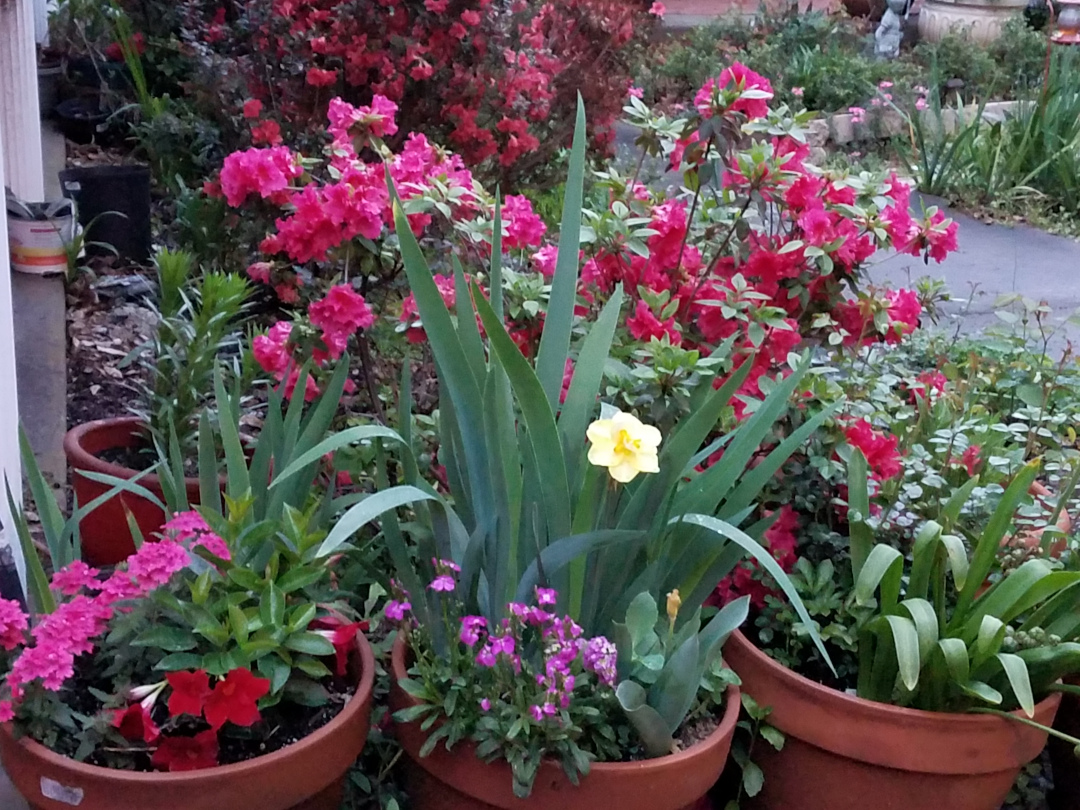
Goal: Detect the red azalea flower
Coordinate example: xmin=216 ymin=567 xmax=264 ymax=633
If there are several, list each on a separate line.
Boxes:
xmin=112 ymin=704 xmax=160 ymax=744
xmin=151 ymin=729 xmax=219 ymax=772
xmin=166 ymin=670 xmax=211 ymax=718
xmin=204 ymin=668 xmax=271 ymax=730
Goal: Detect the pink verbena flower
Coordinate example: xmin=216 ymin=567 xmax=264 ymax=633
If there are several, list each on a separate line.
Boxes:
xmin=50 ymin=561 xmax=101 ymax=596
xmin=0 ymin=599 xmax=27 ymax=650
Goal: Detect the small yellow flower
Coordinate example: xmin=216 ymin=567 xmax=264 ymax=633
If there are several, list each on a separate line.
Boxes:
xmin=586 ymin=410 xmax=662 ymax=483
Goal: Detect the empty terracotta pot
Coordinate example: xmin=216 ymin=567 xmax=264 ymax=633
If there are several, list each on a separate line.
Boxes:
xmin=0 ymin=631 xmax=376 ymax=810
xmin=63 ymin=417 xmax=203 ymax=566
xmin=724 ymin=630 xmax=1060 ymax=810
xmin=389 ymin=634 xmax=738 ymax=810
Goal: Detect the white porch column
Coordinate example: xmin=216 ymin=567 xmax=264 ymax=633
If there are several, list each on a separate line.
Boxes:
xmin=0 ymin=0 xmax=38 ymax=587
xmin=0 ymin=0 xmax=45 ymax=202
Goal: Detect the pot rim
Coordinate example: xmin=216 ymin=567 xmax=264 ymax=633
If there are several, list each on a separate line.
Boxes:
xmin=726 ymin=629 xmax=1060 ymax=728
xmin=2 ymin=630 xmax=376 ymax=786
xmin=390 ymin=631 xmax=740 ymax=773
xmin=64 ymin=417 xmax=167 ymax=488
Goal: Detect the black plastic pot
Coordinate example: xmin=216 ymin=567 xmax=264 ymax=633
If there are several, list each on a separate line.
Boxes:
xmin=54 ymin=96 xmax=108 ymax=144
xmin=59 ymin=165 xmax=152 ymax=263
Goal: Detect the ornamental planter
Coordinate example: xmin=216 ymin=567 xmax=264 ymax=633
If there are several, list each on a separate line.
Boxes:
xmin=917 ymin=0 xmax=1027 ymax=43
xmin=389 ymin=635 xmax=738 ymax=810
xmin=1047 ymin=678 xmax=1080 ymax=810
xmin=63 ymin=417 xmax=202 ymax=566
xmin=0 ymin=631 xmax=376 ymax=810
xmin=724 ymin=630 xmax=1061 ymax=810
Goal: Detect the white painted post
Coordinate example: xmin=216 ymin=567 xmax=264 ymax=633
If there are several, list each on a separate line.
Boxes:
xmin=0 ymin=0 xmax=46 ymax=589
xmin=0 ymin=0 xmax=45 ymax=202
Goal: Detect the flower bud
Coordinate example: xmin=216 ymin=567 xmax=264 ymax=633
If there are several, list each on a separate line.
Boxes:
xmin=666 ymin=589 xmax=682 ymax=625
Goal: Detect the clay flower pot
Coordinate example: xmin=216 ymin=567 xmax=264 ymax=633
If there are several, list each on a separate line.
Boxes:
xmin=724 ymin=630 xmax=1060 ymax=810
xmin=1008 ymin=481 xmax=1073 ymax=556
xmin=63 ymin=417 xmax=203 ymax=566
xmin=389 ymin=634 xmax=738 ymax=810
xmin=0 ymin=631 xmax=376 ymax=810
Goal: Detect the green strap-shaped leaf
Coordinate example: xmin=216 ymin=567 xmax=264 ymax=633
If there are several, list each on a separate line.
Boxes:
xmin=973 ymin=615 xmax=1007 ymax=670
xmin=847 ymin=448 xmax=873 ymax=583
xmin=854 ymin=544 xmax=904 ymax=611
xmin=514 ymin=529 xmax=647 ymax=604
xmin=316 ymin=485 xmax=439 ymax=558
xmin=197 ymin=410 xmax=222 ymax=516
xmin=674 ymin=515 xmax=834 ymax=675
xmin=961 ymin=559 xmax=1054 ymax=641
xmin=616 ymin=680 xmax=674 ymax=758
xmin=535 ymin=96 xmax=586 ymax=408
xmin=392 ymin=194 xmax=494 ymax=525
xmin=996 ymin=652 xmax=1035 ymax=717
xmin=936 ymin=637 xmax=971 ymax=685
xmin=953 ymin=459 xmax=1039 ymax=624
xmin=270 ymin=425 xmax=410 ymax=488
xmin=5 ymin=476 xmax=54 ymax=614
xmin=898 ymin=598 xmax=940 ymax=663
xmin=473 ymin=283 xmax=572 ymax=547
xmin=651 ymin=632 xmax=701 ymax=734
xmin=883 ymin=614 xmax=922 ymax=692
xmin=558 ymin=286 xmax=625 ymax=493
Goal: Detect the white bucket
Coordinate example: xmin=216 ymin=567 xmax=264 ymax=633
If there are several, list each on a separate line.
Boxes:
xmin=6 ymin=198 xmax=76 ymax=276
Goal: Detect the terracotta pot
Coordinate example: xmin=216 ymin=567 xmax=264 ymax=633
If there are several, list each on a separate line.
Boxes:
xmin=1008 ymin=481 xmax=1073 ymax=557
xmin=63 ymin=417 xmax=203 ymax=566
xmin=0 ymin=631 xmax=376 ymax=810
xmin=1048 ymin=678 xmax=1080 ymax=810
xmin=724 ymin=630 xmax=1060 ymax=810
xmin=389 ymin=635 xmax=737 ymax=810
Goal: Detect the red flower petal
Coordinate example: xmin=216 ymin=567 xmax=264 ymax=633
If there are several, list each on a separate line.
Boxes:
xmin=112 ymin=704 xmax=160 ymax=744
xmin=166 ymin=670 xmax=211 ymax=718
xmin=151 ymin=729 xmax=219 ymax=772
xmin=204 ymin=668 xmax=271 ymax=730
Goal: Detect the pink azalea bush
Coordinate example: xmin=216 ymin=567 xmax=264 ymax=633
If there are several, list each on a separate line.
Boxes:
xmin=218 ymin=67 xmax=957 ymax=410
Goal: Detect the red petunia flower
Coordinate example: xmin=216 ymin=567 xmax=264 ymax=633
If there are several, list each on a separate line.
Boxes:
xmin=112 ymin=704 xmax=160 ymax=744
xmin=151 ymin=729 xmax=219 ymax=772
xmin=204 ymin=668 xmax=271 ymax=730
xmin=312 ymin=617 xmax=368 ymax=677
xmin=166 ymin=670 xmax=211 ymax=719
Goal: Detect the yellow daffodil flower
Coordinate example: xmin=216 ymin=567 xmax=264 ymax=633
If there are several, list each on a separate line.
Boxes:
xmin=586 ymin=410 xmax=662 ymax=483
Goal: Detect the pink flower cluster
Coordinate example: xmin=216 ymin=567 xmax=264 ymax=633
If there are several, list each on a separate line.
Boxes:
xmin=252 ymin=284 xmax=374 ymax=401
xmin=3 ymin=533 xmax=197 ymax=706
xmin=694 ymin=62 xmax=774 ymax=121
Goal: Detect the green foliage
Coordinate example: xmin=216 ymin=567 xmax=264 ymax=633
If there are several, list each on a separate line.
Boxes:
xmin=846 ymin=455 xmax=1080 ymax=713
xmin=614 ymin=592 xmax=747 ymax=756
xmin=126 ymin=249 xmax=250 ymax=458
xmin=110 ymin=499 xmax=346 ymax=701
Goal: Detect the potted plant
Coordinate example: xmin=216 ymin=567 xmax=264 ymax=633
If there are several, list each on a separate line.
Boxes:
xmin=266 ymin=102 xmax=844 ymax=809
xmin=722 ymin=453 xmax=1080 ymax=810
xmin=0 ymin=419 xmax=375 ymax=810
xmin=63 ymin=249 xmax=249 ymax=564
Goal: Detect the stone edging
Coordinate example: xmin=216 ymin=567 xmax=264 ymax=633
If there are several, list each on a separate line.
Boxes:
xmin=807 ymin=100 xmax=1020 ymax=146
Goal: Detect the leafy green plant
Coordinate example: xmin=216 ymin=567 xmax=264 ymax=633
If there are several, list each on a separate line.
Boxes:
xmin=262 ymin=102 xmax=834 ymax=795
xmin=125 ymin=249 xmax=249 ymax=460
xmin=847 ymin=453 xmax=1080 ymax=714
xmin=613 ymin=591 xmax=747 ymax=756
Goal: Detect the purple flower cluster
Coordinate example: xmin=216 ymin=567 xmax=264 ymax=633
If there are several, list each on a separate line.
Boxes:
xmin=429 ymin=558 xmax=460 ymax=592
xmin=459 ymin=587 xmax=617 ymax=724
xmin=385 ymin=580 xmax=412 ymax=622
